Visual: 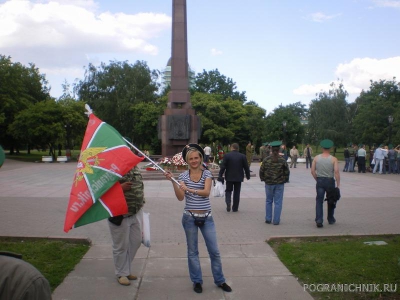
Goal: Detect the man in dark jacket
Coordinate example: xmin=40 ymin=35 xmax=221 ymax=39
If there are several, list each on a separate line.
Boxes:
xmin=218 ymin=143 xmax=251 ymax=212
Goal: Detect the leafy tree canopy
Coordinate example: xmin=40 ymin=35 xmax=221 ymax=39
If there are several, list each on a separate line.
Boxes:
xmin=353 ymin=78 xmax=400 ymax=146
xmin=191 ymin=69 xmax=247 ymax=102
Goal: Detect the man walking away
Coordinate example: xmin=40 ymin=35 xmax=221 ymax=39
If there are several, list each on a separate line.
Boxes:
xmin=260 ymin=141 xmax=290 ymax=225
xmin=311 ymin=139 xmax=340 ymax=228
xmin=218 ymin=143 xmax=251 ymax=212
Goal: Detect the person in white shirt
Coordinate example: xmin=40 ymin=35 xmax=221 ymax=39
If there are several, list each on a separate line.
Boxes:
xmin=203 ymin=145 xmax=212 ymax=163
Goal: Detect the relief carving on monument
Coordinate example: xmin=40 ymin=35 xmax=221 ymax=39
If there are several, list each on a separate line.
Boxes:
xmin=168 ymin=115 xmax=191 ymax=140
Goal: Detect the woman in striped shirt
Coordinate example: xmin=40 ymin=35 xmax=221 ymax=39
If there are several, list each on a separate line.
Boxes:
xmin=164 ymin=144 xmax=232 ymax=294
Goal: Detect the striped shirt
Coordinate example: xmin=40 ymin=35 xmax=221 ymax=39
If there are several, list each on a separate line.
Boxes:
xmin=178 ymin=169 xmax=212 ymax=211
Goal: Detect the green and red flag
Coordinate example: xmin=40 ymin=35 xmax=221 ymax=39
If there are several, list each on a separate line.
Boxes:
xmin=64 ymin=112 xmax=144 ymax=232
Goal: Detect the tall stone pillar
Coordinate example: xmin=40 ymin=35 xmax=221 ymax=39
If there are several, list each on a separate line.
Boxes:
xmin=159 ymin=0 xmax=200 ymax=157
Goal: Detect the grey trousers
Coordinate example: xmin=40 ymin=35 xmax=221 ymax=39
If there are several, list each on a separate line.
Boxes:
xmin=108 ymin=211 xmax=142 ymax=277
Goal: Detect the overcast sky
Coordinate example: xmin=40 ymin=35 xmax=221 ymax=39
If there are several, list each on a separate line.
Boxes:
xmin=1 ymin=0 xmax=400 ymax=113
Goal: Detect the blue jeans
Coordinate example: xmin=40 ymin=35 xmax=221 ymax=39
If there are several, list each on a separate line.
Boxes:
xmin=315 ymin=177 xmax=336 ymax=224
xmin=343 ymin=157 xmax=350 ymax=171
xmin=397 ymin=159 xmax=400 ymax=174
xmin=182 ymin=214 xmax=225 ymax=285
xmin=388 ymin=159 xmax=396 ymax=174
xmin=348 ymin=157 xmax=355 ymax=172
xmin=265 ymin=184 xmax=284 ymax=224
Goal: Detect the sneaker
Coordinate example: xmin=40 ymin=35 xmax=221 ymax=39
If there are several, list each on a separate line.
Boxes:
xmin=218 ymin=282 xmax=232 ymax=292
xmin=265 ymin=220 xmax=271 ymax=224
xmin=316 ymin=223 xmax=323 ymax=228
xmin=118 ymin=276 xmax=130 ymax=286
xmin=127 ymin=275 xmax=137 ymax=280
xmin=193 ymin=283 xmax=202 ymax=293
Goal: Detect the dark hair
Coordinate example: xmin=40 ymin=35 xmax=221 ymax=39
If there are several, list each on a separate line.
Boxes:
xmin=231 ymin=143 xmax=239 ymax=150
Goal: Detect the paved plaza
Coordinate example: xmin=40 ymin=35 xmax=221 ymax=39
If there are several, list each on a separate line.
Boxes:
xmin=0 ymin=158 xmax=399 ymax=299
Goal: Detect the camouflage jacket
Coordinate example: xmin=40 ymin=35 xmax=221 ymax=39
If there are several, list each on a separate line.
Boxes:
xmin=119 ymin=166 xmax=145 ymax=215
xmin=259 ymin=156 xmax=290 ymax=185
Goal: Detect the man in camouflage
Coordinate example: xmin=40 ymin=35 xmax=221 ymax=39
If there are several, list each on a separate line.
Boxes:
xmin=108 ymin=165 xmax=145 ymax=286
xmin=259 ymin=141 xmax=290 ymax=225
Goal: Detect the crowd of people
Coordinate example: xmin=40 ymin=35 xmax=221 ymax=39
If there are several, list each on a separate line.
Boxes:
xmin=343 ymin=144 xmax=400 ymax=174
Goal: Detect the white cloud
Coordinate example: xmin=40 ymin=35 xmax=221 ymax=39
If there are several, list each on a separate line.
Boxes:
xmin=293 ymin=56 xmax=400 ymax=98
xmin=307 ymin=12 xmax=342 ymax=22
xmin=210 ymin=48 xmax=223 ymax=56
xmin=0 ymin=0 xmax=171 ymax=97
xmin=372 ymin=0 xmax=400 ymax=8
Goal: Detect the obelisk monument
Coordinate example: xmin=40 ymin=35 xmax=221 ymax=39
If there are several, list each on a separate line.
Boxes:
xmin=159 ymin=0 xmax=200 ymax=157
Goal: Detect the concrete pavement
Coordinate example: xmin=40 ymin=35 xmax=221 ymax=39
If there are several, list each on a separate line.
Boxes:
xmin=0 ymin=158 xmax=399 ymax=299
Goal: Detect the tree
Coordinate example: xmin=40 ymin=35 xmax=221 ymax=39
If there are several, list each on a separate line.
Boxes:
xmin=0 ymin=55 xmax=50 ymax=153
xmin=352 ymin=79 xmax=400 ymax=146
xmin=307 ymin=82 xmax=350 ymax=147
xmin=74 ymin=60 xmax=160 ymax=138
xmin=263 ymin=104 xmax=304 ymax=148
xmin=9 ymin=99 xmax=87 ymax=159
xmin=191 ymin=69 xmax=247 ymax=102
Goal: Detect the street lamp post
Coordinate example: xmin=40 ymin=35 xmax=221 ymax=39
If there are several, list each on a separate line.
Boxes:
xmin=388 ymin=115 xmax=393 ymax=145
xmin=282 ymin=120 xmax=287 ymax=145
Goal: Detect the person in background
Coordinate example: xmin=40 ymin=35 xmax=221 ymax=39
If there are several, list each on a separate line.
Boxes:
xmin=259 ymin=141 xmax=290 ymax=225
xmin=311 ymin=139 xmax=340 ymax=228
xmin=387 ymin=145 xmax=397 ymax=174
xmin=348 ymin=144 xmax=356 ymax=172
xmin=218 ymin=143 xmax=251 ymax=212
xmin=395 ymin=145 xmax=400 ymax=174
xmin=164 ymin=144 xmax=232 ymax=294
xmin=357 ymin=144 xmax=366 ymax=173
xmin=305 ymin=144 xmax=313 ymax=169
xmin=373 ymin=144 xmax=386 ymax=174
xmin=343 ymin=145 xmax=350 ymax=172
xmin=289 ymin=145 xmax=299 ymax=168
xmin=203 ymin=144 xmax=212 ymax=163
xmin=246 ymin=141 xmax=253 ymax=169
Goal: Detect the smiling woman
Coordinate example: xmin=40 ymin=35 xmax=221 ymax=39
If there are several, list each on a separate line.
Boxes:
xmin=163 ymin=143 xmax=232 ymax=294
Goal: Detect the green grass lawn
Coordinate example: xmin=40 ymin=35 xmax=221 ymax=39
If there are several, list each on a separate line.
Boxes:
xmin=268 ymin=235 xmax=400 ymax=299
xmin=0 ymin=237 xmax=90 ymax=291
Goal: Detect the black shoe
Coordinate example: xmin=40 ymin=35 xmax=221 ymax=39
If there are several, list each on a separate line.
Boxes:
xmin=232 ymin=210 xmax=238 ymax=212
xmin=193 ymin=283 xmax=202 ymax=293
xmin=226 ymin=205 xmax=231 ymax=212
xmin=316 ymin=223 xmax=323 ymax=228
xmin=265 ymin=220 xmax=271 ymax=224
xmin=218 ymin=282 xmax=232 ymax=292
xmin=273 ymin=222 xmax=279 ymax=225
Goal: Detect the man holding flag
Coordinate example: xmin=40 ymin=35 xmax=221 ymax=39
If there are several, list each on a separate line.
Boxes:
xmin=64 ymin=105 xmax=146 ymax=286
xmin=108 ymin=165 xmax=145 ymax=286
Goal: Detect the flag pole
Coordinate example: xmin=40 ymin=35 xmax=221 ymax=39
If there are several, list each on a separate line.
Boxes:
xmin=122 ymin=137 xmax=183 ymax=189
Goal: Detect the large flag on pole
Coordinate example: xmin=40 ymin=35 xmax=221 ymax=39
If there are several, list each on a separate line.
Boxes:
xmin=64 ymin=110 xmax=144 ymax=232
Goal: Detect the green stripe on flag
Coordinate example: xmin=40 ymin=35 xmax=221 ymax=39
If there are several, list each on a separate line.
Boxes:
xmin=74 ymin=200 xmax=110 ymax=228
xmin=89 ymin=123 xmax=127 ymax=148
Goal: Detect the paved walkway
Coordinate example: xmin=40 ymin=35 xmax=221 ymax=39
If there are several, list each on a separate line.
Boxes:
xmin=0 ymin=159 xmax=399 ymax=299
